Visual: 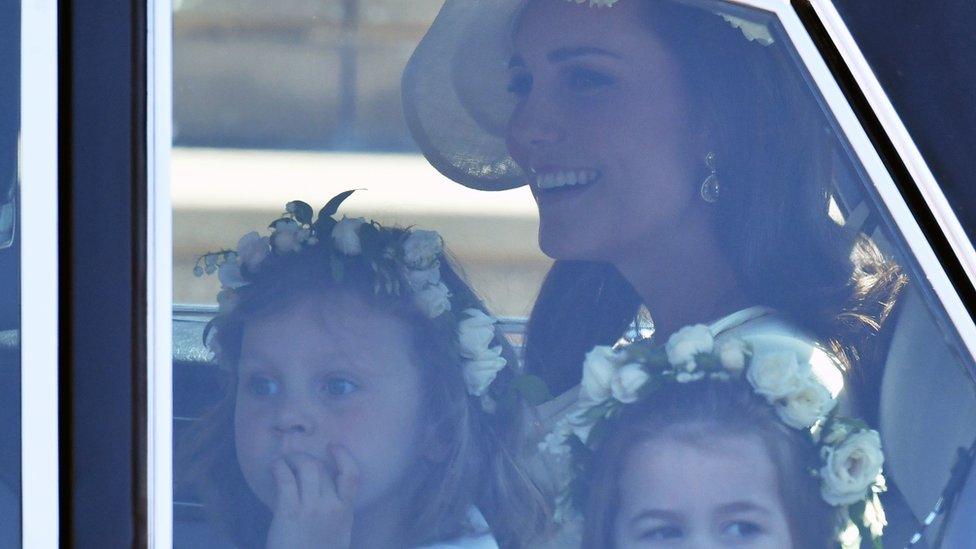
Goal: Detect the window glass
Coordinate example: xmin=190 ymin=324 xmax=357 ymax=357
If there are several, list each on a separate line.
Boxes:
xmin=172 ymin=1 xmax=976 ymax=547
xmin=0 ymin=0 xmax=21 ymax=545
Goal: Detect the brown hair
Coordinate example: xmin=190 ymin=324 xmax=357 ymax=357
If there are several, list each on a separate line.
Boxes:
xmin=177 ymin=236 xmax=548 ymax=548
xmin=523 ymin=0 xmax=906 ymax=400
xmin=581 ymin=379 xmax=837 ymax=549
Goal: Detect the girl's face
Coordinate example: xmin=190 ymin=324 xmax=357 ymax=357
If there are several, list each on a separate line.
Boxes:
xmin=234 ymin=292 xmax=426 ymax=515
xmin=613 ymin=433 xmax=794 ymax=548
xmin=506 ymin=0 xmax=705 ymax=262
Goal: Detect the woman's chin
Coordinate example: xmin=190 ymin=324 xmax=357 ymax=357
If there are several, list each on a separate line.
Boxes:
xmin=538 ymin=227 xmax=604 ymax=262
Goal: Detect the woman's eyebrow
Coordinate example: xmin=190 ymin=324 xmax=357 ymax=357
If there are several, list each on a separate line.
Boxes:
xmin=547 ymin=46 xmax=622 ymax=63
xmin=715 ymin=501 xmax=772 ymax=516
xmin=629 ymin=508 xmax=681 ymax=526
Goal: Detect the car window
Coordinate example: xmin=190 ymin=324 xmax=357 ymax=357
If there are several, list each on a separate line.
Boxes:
xmin=171 ymin=1 xmax=976 ymax=547
xmin=0 ymin=0 xmax=21 ymax=545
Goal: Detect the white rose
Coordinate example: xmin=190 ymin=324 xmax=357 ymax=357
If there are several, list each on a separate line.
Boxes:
xmin=716 ymin=338 xmax=748 ymax=373
xmin=610 ymin=363 xmax=649 ymax=403
xmin=271 ymin=219 xmax=303 ymax=253
xmin=747 ymin=351 xmax=808 ymax=401
xmin=580 ymin=346 xmax=619 ymax=404
xmin=404 ymin=264 xmax=441 ymax=292
xmin=776 ymin=376 xmax=836 ymax=429
xmin=665 ymin=324 xmax=714 ymax=370
xmin=217 ymin=259 xmax=246 ymax=289
xmin=331 ymin=216 xmax=366 ymax=255
xmin=462 ymin=346 xmax=507 ymax=396
xmin=412 ymin=281 xmax=451 ymax=318
xmin=402 ymin=229 xmax=443 ymax=268
xmin=236 ymin=231 xmax=270 ymax=272
xmin=820 ymin=430 xmax=885 ymax=506
xmin=457 ymin=309 xmax=497 ymax=359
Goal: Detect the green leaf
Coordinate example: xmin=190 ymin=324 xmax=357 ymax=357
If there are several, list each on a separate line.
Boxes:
xmin=319 ymin=189 xmax=359 ymax=220
xmin=286 ymin=200 xmax=314 ymax=225
xmin=511 ymin=374 xmax=552 ymax=406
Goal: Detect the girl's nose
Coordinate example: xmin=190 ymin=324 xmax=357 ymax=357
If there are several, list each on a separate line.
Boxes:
xmin=273 ymin=401 xmax=315 ymax=436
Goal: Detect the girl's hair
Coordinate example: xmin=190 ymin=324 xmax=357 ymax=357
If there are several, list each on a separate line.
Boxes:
xmin=177 ymin=237 xmax=549 ymax=548
xmin=581 ymin=379 xmax=836 ymax=549
xmin=523 ymin=0 xmax=907 ymax=399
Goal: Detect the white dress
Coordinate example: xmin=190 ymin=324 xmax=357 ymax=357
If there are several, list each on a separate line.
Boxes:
xmin=417 ymin=506 xmax=498 ymax=549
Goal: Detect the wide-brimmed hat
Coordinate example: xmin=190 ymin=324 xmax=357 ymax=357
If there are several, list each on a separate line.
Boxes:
xmin=401 ymin=0 xmax=776 ymax=191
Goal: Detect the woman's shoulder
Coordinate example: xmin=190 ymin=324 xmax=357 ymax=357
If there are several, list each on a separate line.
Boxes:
xmin=710 ymin=305 xmax=845 ymax=397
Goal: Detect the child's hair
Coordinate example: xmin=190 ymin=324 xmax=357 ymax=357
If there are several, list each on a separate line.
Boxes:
xmin=581 ymin=379 xmax=836 ymax=549
xmin=177 ymin=225 xmax=549 ymax=548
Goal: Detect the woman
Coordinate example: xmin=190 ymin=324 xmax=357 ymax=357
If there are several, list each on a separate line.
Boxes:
xmin=403 ymin=0 xmax=904 ymax=407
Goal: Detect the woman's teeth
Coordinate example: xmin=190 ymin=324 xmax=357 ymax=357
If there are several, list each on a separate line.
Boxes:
xmin=534 ymin=169 xmax=601 ymax=190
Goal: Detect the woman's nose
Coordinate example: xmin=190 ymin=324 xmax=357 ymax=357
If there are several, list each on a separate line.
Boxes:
xmin=507 ymin=102 xmax=566 ymax=151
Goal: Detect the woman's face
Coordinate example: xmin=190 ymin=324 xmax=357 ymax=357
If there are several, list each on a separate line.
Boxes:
xmin=234 ymin=292 xmax=426 ymax=514
xmin=506 ymin=0 xmax=705 ymax=261
xmin=613 ymin=433 xmax=794 ymax=548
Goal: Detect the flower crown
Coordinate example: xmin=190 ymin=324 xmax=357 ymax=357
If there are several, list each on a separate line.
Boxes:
xmin=542 ymin=325 xmax=886 ymax=547
xmin=195 ymin=191 xmax=528 ymax=405
xmin=564 ymin=0 xmax=775 ymax=46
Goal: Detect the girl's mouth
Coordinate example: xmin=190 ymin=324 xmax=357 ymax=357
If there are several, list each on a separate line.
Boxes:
xmin=532 ymin=168 xmax=602 ymax=191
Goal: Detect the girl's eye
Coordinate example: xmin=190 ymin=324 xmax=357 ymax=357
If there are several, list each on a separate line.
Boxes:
xmin=246 ymin=376 xmax=279 ymax=397
xmin=723 ymin=521 xmax=763 ymax=538
xmin=322 ymin=378 xmax=359 ymax=397
xmin=507 ymin=72 xmax=532 ymax=97
xmin=640 ymin=525 xmax=683 ymax=541
xmin=566 ymin=67 xmax=614 ymax=93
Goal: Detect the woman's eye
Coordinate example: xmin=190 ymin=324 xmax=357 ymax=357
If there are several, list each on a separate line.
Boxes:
xmin=640 ymin=525 xmax=683 ymax=541
xmin=246 ymin=376 xmax=279 ymax=397
xmin=566 ymin=67 xmax=614 ymax=93
xmin=507 ymin=73 xmax=532 ymax=97
xmin=322 ymin=378 xmax=359 ymax=396
xmin=723 ymin=521 xmax=763 ymax=538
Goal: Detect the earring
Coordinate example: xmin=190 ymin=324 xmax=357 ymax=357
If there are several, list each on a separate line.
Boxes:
xmin=700 ymin=151 xmax=721 ymax=203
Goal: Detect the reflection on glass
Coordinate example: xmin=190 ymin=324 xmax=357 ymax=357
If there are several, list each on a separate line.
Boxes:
xmin=174 ymin=0 xmax=976 ymax=547
xmin=0 ymin=0 xmax=21 ymax=545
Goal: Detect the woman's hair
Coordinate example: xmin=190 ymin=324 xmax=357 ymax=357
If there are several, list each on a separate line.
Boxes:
xmin=523 ymin=0 xmax=907 ymax=399
xmin=581 ymin=379 xmax=837 ymax=549
xmin=177 ymin=237 xmax=549 ymax=548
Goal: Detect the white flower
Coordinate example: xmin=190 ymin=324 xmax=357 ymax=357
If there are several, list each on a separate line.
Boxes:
xmin=776 ymin=377 xmax=836 ymax=429
xmin=402 ymin=229 xmax=443 ymax=268
xmin=863 ymin=492 xmax=887 ymax=539
xmin=457 ymin=309 xmax=498 ymax=358
xmin=216 ymin=289 xmax=239 ymax=313
xmin=610 ymin=363 xmax=649 ymax=403
xmin=746 ymin=351 xmax=808 ymax=401
xmin=331 ymin=216 xmax=366 ymax=255
xmin=716 ymin=338 xmax=748 ymax=373
xmin=413 ymin=281 xmax=451 ymax=318
xmin=462 ymin=346 xmax=507 ymax=396
xmin=823 ymin=422 xmax=852 ymax=445
xmin=665 ymin=324 xmax=714 ymax=371
xmin=565 ymin=406 xmax=595 ymax=443
xmin=820 ymin=430 xmax=885 ymax=506
xmin=217 ymin=259 xmax=246 ymax=289
xmin=235 ymin=231 xmax=270 ymax=272
xmin=580 ymin=346 xmax=620 ymax=404
xmin=675 ymin=371 xmax=706 ymax=383
xmin=539 ymin=430 xmax=570 ymax=455
xmin=404 ymin=264 xmax=441 ymax=291
xmin=271 ymin=219 xmax=303 ymax=253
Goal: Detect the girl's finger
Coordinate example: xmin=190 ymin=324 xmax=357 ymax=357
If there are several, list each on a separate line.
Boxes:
xmin=271 ymin=458 xmax=299 ymax=512
xmin=285 ymin=453 xmax=322 ymax=504
xmin=329 ymin=444 xmax=360 ymax=504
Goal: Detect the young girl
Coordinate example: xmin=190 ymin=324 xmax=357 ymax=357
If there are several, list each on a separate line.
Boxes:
xmin=178 ymin=194 xmax=549 ymax=549
xmin=542 ymin=326 xmax=887 ymax=548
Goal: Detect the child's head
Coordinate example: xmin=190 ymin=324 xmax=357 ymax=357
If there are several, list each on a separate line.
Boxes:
xmin=583 ymin=380 xmax=833 ymax=548
xmin=179 ymin=199 xmax=548 ymax=547
xmin=544 ymin=328 xmax=886 ymax=549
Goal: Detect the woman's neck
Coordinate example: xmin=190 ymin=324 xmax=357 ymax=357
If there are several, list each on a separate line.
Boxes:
xmin=612 ymin=221 xmax=751 ymax=338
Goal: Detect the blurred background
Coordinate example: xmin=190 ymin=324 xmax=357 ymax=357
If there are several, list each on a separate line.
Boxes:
xmin=173 ymin=0 xmax=550 ymax=317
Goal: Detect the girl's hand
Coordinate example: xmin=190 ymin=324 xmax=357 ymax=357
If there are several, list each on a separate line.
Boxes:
xmin=265 ymin=445 xmax=360 ymax=549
